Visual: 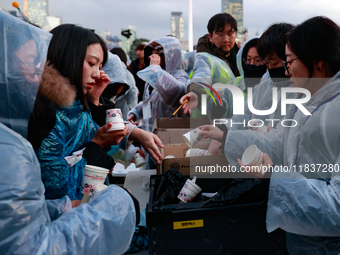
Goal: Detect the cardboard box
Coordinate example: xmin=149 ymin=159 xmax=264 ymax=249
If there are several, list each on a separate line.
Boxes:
xmin=154 ymin=128 xmax=192 ymax=145
xmin=152 ymin=117 xmax=210 ymax=132
xmin=146 ymin=175 xmax=286 ymax=255
xmin=157 ymin=143 xmax=230 ymax=176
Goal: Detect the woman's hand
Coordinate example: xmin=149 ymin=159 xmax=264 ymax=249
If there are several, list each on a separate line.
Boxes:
xmin=92 ymin=124 xmax=129 ymax=148
xmin=237 ymin=153 xmax=273 ymax=179
xmin=87 ymin=70 xmax=111 ymax=105
xmin=199 ymin=125 xmax=224 ymax=142
xmin=179 ymin=92 xmax=198 ymax=114
xmin=129 ymin=128 xmax=164 ymax=164
xmin=149 ymin=54 xmax=161 ymax=66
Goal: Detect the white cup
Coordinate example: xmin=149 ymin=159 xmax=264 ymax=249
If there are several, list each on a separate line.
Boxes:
xmin=241 ymin=145 xmax=264 ymax=166
xmin=178 ymin=178 xmax=202 ymax=203
xmin=82 ymin=165 xmax=109 ymax=196
xmin=133 ymin=152 xmax=146 ymax=168
xmin=183 ymin=128 xmax=203 ymax=148
xmin=106 ymin=108 xmax=125 ymax=131
xmin=186 ymin=148 xmax=212 ymax=157
xmin=248 ymin=120 xmax=269 ymax=134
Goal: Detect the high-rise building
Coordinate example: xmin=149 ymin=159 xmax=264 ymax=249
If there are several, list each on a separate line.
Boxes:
xmin=23 ymin=0 xmax=60 ymax=31
xmin=171 ymin=12 xmax=184 ymax=41
xmin=27 ymin=0 xmax=49 ymax=30
xmin=222 ymin=0 xmax=243 ymax=34
xmin=121 ymin=26 xmax=136 ymax=55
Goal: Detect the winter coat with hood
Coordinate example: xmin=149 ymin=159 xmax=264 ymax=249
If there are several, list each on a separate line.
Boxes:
xmin=28 ymin=65 xmax=132 ymax=200
xmin=128 ymin=37 xmax=188 ymax=132
xmin=0 ymin=12 xmax=137 ymax=255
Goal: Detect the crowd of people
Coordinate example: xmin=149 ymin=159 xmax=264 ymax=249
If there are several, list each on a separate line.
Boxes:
xmin=1 ymin=8 xmax=340 ymax=254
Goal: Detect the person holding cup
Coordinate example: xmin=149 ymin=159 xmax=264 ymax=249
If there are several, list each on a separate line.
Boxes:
xmin=28 ymin=24 xmax=162 ymax=204
xmin=0 ymin=13 xmax=137 ymax=255
xmin=198 ymin=23 xmax=294 ymax=163
xmin=86 ymin=51 xmax=162 ymax=169
xmin=237 ymin=17 xmax=340 ymax=253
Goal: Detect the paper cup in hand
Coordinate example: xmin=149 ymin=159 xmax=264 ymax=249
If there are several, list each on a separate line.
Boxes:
xmin=241 ymin=145 xmax=264 ymax=166
xmin=106 ymin=108 xmax=125 ymax=131
xmin=82 ymin=165 xmax=109 ymax=196
xmin=186 ymin=148 xmax=211 ymax=157
xmin=183 ymin=128 xmax=203 ymax=148
xmin=178 ymin=179 xmax=202 ymax=203
xmin=133 ymin=153 xmax=146 ymax=168
xmin=248 ymin=120 xmax=269 ymax=134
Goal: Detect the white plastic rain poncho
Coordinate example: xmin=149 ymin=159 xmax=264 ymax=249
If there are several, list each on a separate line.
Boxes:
xmin=0 ymin=123 xmax=136 ymax=255
xmin=0 ymin=11 xmax=51 ymax=138
xmin=186 ymin=50 xmax=235 ymax=118
xmin=222 ymin=73 xmax=294 ymax=167
xmin=189 ymin=52 xmax=235 ymax=86
xmin=234 ymin=74 xmax=340 ymax=253
xmin=102 ymin=52 xmax=138 ymax=120
xmin=226 ymin=72 xmax=291 ymax=131
xmin=128 ymin=37 xmax=188 ymax=132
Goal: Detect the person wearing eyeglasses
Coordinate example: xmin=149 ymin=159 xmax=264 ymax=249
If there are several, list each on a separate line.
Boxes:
xmin=208 ymin=36 xmax=267 ymax=118
xmin=198 ymin=37 xmax=266 ymax=155
xmin=225 ymin=23 xmax=294 ymax=128
xmin=198 ymin=23 xmax=295 ymax=162
xmin=179 ymin=13 xmax=239 ymax=117
xmin=195 ymin=12 xmax=240 ymax=77
xmin=0 ymin=12 xmax=138 ymax=255
xmin=237 ymin=16 xmax=340 ymax=254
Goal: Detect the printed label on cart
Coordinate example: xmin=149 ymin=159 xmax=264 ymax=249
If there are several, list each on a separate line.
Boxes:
xmin=173 ymin=219 xmax=204 ymax=230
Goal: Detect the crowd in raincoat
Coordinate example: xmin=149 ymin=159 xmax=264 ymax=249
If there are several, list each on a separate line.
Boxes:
xmin=0 ymin=11 xmax=136 ymax=255
xmin=2 ymin=6 xmax=340 ymax=255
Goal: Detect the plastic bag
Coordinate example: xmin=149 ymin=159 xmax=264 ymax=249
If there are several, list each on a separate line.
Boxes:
xmin=153 ymin=169 xmax=187 ymax=208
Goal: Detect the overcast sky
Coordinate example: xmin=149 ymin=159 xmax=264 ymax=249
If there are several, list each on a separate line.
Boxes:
xmin=2 ymin=0 xmax=340 ymax=44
